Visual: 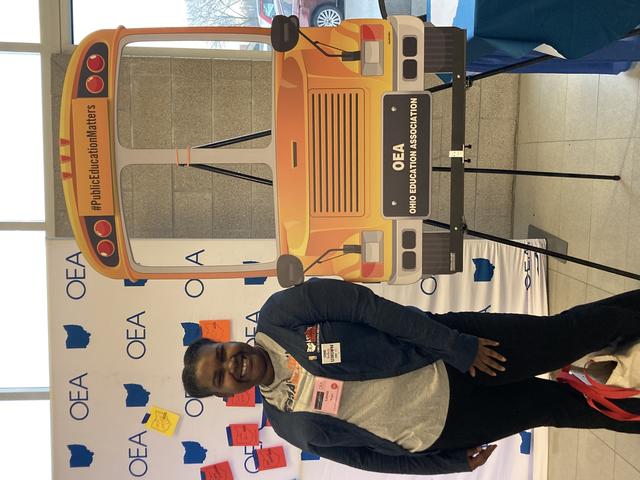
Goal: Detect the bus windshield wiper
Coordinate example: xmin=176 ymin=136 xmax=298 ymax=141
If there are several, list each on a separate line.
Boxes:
xmin=179 ymin=130 xmax=274 ymax=186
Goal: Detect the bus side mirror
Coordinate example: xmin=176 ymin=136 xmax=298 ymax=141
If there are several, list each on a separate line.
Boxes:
xmin=277 ymin=254 xmax=304 ymax=287
xmin=271 ymin=15 xmax=300 ymax=52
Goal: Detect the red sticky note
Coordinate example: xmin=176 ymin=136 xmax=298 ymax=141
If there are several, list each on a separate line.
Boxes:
xmin=200 ymin=461 xmax=233 ymax=480
xmin=199 ymin=320 xmax=231 ymax=342
xmin=254 ymin=446 xmax=287 ymax=471
xmin=225 ymin=387 xmax=256 ymax=407
xmin=227 ymin=424 xmax=259 ymax=446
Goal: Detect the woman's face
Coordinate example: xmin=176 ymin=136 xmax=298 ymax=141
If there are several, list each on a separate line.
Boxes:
xmin=194 ymin=342 xmax=269 ymax=396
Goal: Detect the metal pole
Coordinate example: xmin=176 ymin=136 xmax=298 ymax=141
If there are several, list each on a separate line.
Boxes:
xmin=447 ymin=27 xmax=467 ymax=273
xmin=193 ymin=129 xmax=271 ymax=149
xmin=427 ymin=55 xmax=552 ymax=93
xmin=424 ymin=219 xmax=640 ymax=281
xmin=185 ymin=164 xmax=273 ymax=186
xmin=432 ymin=166 xmax=621 ymax=181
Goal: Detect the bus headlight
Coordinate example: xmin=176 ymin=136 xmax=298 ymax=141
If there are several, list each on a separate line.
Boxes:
xmin=361 ymin=24 xmax=384 ymax=76
xmin=361 ymin=230 xmax=384 ymax=277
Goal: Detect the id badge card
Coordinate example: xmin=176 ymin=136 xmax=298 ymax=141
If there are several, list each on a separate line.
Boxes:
xmin=311 ymin=377 xmax=343 ymax=415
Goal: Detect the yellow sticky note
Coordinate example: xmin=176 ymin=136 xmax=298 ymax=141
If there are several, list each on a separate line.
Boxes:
xmin=145 ymin=406 xmax=181 ymax=437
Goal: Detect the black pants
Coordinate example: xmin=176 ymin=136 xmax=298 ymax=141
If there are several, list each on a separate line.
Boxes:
xmin=430 ymin=289 xmax=640 ymax=451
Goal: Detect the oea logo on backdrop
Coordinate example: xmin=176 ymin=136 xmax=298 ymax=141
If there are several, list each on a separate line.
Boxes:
xmin=125 ymin=311 xmax=147 ymax=360
xmin=65 ymin=321 xmax=91 ymax=421
xmin=243 ymin=310 xmax=260 ymax=345
xmin=68 ymin=372 xmax=90 ymax=421
xmin=420 ymin=275 xmax=438 ymax=296
xmin=239 ymin=309 xmax=278 ymax=475
xmin=179 ymin=319 xmax=208 ymax=418
xmin=420 ymin=257 xmax=497 ymax=296
xmin=122 ymin=310 xmax=151 ymax=477
xmin=419 ymin=275 xmax=491 ymax=312
xmin=128 ymin=430 xmax=150 ymax=477
xmin=523 ymin=247 xmax=540 ymax=291
xmin=242 ymin=442 xmax=266 ymax=473
xmin=63 ymin=253 xmax=93 ymax=470
xmin=180 ymin=322 xmax=207 ymax=418
xmin=64 ymin=252 xmax=87 ymax=300
xmin=184 ymin=250 xmax=206 ymax=298
xmin=182 ymin=250 xmax=270 ymax=299
xmin=68 ymin=444 xmax=94 ymax=468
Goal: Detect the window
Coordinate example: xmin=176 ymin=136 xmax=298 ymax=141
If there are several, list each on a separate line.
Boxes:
xmin=0 ymin=401 xmax=51 ymax=479
xmin=0 ymin=0 xmax=40 ymax=43
xmin=0 ymin=52 xmax=44 ymax=222
xmin=0 ymin=231 xmax=49 ymax=387
xmin=71 ymin=0 xmax=260 ymax=44
xmin=0 ymin=1 xmax=53 ymax=479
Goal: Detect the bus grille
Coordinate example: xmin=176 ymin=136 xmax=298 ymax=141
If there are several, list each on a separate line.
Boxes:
xmin=309 ymin=89 xmax=364 ymax=217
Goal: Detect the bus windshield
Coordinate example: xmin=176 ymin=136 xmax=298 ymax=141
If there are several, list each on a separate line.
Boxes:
xmin=114 ymin=37 xmax=278 ymax=269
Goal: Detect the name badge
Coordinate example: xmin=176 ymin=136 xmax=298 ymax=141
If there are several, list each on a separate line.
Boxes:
xmin=321 ymin=342 xmax=341 ymax=364
xmin=311 ymin=377 xmax=343 ymax=415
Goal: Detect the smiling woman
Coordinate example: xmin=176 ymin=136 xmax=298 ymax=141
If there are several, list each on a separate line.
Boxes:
xmin=183 ymin=338 xmax=275 ymax=398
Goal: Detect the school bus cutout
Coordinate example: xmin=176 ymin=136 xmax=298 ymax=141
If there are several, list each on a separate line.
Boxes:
xmin=60 ymin=15 xmax=467 ymax=286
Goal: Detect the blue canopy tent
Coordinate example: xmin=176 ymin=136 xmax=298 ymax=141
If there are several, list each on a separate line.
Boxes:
xmin=423 ymin=0 xmax=640 ymax=75
xmin=466 ymin=34 xmax=640 ymax=76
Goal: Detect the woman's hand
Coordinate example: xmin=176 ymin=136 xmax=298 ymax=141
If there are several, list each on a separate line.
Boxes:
xmin=467 ymin=445 xmax=497 ymax=470
xmin=468 ymin=338 xmax=506 ymax=377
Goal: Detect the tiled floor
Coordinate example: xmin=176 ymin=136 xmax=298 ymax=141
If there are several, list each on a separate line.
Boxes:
xmin=512 ymin=66 xmax=640 ymax=480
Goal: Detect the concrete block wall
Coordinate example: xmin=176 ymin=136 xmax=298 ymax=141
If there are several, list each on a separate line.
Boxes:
xmin=53 ymin=53 xmax=275 ymax=239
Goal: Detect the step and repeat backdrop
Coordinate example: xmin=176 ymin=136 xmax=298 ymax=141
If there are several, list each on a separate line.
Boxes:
xmin=48 ymin=238 xmax=548 ymax=480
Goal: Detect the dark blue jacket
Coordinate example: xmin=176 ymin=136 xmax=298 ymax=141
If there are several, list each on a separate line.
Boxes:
xmin=257 ymin=278 xmax=479 ymax=475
